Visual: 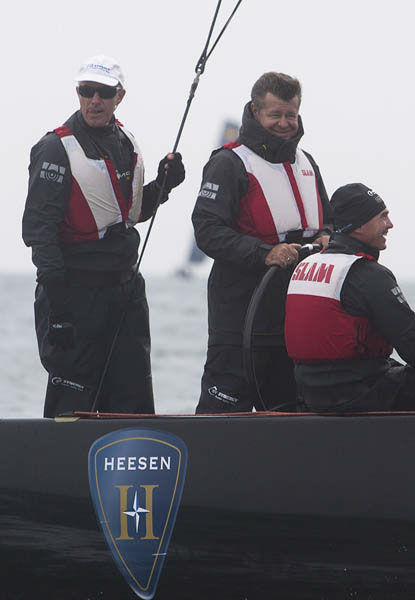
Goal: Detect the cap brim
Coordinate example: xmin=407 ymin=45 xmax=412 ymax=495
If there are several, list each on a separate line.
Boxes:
xmin=74 ymin=73 xmax=120 ymax=87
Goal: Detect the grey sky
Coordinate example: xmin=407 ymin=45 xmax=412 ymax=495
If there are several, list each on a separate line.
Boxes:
xmin=2 ymin=0 xmax=413 ymax=278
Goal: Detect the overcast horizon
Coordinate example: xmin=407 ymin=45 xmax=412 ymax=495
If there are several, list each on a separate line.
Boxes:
xmin=2 ymin=0 xmax=414 ymax=281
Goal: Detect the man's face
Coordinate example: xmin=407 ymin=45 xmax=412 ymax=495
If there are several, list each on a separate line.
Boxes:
xmin=352 ymin=209 xmax=393 ymax=250
xmin=251 ymin=92 xmax=300 ymax=140
xmin=77 ymin=81 xmax=125 ymax=127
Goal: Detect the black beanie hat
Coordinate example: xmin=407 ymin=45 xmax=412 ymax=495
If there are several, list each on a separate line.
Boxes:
xmin=330 ymin=183 xmax=386 ymax=233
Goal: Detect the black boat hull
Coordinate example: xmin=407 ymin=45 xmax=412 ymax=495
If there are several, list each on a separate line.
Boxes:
xmin=2 ymin=414 xmax=415 ymax=599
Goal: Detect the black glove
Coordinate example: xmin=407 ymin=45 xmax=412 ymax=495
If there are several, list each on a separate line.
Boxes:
xmin=48 ymin=317 xmax=75 ymax=350
xmin=156 ymin=153 xmax=185 ymax=192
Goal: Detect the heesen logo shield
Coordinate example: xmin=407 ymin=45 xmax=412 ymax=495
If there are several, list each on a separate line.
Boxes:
xmin=88 ymin=428 xmax=188 ymax=599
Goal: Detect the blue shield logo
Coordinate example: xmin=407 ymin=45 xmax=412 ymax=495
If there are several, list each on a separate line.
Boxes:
xmin=88 ymin=428 xmax=188 ymax=599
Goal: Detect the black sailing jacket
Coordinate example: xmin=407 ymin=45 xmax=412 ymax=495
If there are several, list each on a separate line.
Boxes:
xmin=192 ymin=102 xmax=332 ymax=346
xmin=23 ymin=110 xmax=164 ymax=288
xmin=295 ymin=233 xmax=415 ymax=394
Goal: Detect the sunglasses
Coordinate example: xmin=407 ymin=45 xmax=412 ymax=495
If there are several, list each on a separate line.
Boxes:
xmin=78 ymin=85 xmax=120 ymax=99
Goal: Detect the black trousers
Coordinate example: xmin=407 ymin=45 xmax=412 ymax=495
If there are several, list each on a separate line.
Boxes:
xmin=35 ymin=272 xmax=154 ymax=417
xmin=299 ymin=361 xmax=415 ymax=413
xmin=196 ymin=344 xmax=297 ymax=414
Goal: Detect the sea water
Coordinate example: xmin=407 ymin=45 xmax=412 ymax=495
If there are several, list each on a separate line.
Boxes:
xmin=0 ymin=272 xmax=208 ymax=418
xmin=1 ymin=272 xmax=414 ymax=419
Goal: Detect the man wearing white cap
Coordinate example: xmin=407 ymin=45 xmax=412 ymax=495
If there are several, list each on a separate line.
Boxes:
xmin=23 ymin=55 xmax=185 ymax=417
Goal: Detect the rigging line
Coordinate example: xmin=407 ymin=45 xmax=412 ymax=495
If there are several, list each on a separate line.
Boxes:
xmin=203 ymin=0 xmax=243 ymax=66
xmin=195 ymin=0 xmax=223 ymax=75
xmin=90 ymin=0 xmax=243 ymax=413
xmin=134 ymin=0 xmax=243 ymax=273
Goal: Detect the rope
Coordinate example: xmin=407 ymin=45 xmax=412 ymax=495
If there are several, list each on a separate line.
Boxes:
xmin=91 ymin=0 xmax=243 ymax=412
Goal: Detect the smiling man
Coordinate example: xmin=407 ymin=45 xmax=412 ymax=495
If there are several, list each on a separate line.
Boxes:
xmin=22 ymin=55 xmax=185 ymax=417
xmin=285 ymin=183 xmax=415 ymax=413
xmin=192 ymin=72 xmax=333 ymax=413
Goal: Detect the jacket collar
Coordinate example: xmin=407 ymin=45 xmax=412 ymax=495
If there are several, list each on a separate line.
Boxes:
xmin=325 ymin=232 xmax=380 ymax=261
xmin=75 ymin=110 xmax=117 ymax=137
xmin=237 ymin=101 xmax=304 ymax=164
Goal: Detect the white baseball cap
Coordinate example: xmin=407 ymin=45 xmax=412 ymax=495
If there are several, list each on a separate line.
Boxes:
xmin=75 ymin=55 xmax=125 ymax=87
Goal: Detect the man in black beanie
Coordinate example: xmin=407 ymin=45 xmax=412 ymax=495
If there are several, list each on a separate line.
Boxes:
xmin=284 ymin=182 xmax=415 ymax=412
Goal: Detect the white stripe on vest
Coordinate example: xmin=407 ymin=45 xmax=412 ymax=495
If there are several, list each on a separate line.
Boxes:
xmin=232 ymin=145 xmax=321 ymax=236
xmin=120 ymin=125 xmax=144 ymax=226
xmin=288 ymin=252 xmax=363 ymax=300
xmin=60 ymin=125 xmax=144 ymax=238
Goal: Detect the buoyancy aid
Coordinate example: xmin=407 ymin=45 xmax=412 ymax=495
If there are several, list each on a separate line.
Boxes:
xmin=55 ymin=123 xmax=144 ymax=243
xmin=226 ymin=142 xmax=323 ymax=245
xmin=285 ymin=252 xmax=393 ymax=362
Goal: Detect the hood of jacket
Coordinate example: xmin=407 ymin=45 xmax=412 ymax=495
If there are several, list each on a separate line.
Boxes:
xmin=237 ymin=101 xmax=304 ymax=164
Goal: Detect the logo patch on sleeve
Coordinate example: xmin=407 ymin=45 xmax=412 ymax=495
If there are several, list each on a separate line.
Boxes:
xmin=88 ymin=428 xmax=188 ymax=599
xmin=198 ymin=181 xmax=219 ymax=200
xmin=391 ymin=285 xmax=408 ymax=305
xmin=40 ymin=162 xmax=66 ymax=183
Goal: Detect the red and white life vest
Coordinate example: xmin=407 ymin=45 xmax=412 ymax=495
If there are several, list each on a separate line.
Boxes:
xmin=229 ymin=143 xmax=323 ymax=244
xmin=285 ymin=252 xmax=392 ymax=362
xmin=55 ymin=123 xmax=144 ymax=243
